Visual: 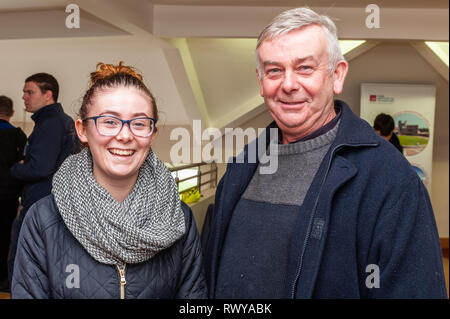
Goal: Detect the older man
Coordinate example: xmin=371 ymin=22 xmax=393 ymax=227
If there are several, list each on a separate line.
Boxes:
xmin=203 ymin=8 xmax=447 ymax=298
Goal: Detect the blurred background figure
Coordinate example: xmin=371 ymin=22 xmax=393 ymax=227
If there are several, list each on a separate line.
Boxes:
xmin=0 ymin=95 xmax=27 ymax=292
xmin=8 ymin=73 xmax=79 ymax=286
xmin=373 ymin=113 xmax=403 ymax=154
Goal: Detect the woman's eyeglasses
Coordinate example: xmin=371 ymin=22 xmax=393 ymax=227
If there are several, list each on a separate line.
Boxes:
xmin=83 ymin=115 xmax=157 ymax=137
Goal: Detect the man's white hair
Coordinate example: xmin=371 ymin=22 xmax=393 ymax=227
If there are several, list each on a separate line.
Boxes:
xmin=256 ymin=7 xmax=344 ymax=77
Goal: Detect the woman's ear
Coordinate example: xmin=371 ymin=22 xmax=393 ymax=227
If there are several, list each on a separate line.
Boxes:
xmin=149 ymin=126 xmax=158 ymax=147
xmin=75 ymin=119 xmax=88 ymax=144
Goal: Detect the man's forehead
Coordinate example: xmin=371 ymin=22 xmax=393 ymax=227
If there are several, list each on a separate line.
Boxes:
xmin=23 ymin=81 xmax=39 ymax=90
xmin=258 ymin=26 xmax=328 ymax=62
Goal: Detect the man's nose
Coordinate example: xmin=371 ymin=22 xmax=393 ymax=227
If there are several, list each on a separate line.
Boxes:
xmin=281 ymin=70 xmax=300 ymax=93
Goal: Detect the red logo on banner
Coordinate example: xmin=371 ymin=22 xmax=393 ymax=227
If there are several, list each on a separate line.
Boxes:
xmin=370 ymin=95 xmax=377 ymax=102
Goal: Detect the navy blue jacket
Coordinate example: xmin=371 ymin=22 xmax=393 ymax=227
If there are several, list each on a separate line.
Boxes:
xmin=204 ymin=101 xmax=447 ymax=299
xmin=11 ymin=103 xmax=78 ymax=210
xmin=12 ymin=196 xmax=208 ymax=299
xmin=0 ymin=120 xmax=27 ymax=200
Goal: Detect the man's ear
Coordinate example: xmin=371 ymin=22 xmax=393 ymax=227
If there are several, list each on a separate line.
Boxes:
xmin=44 ymin=90 xmax=55 ymax=104
xmin=332 ymin=60 xmax=349 ymax=95
xmin=75 ymin=119 xmax=88 ymax=144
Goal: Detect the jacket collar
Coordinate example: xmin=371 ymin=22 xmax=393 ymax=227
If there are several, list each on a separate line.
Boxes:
xmin=331 ymin=100 xmax=379 ymax=147
xmin=239 ymin=100 xmax=379 ymax=162
xmin=31 ymin=103 xmax=62 ymax=123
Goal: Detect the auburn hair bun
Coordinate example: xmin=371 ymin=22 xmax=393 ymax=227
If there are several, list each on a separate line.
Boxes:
xmin=79 ymin=61 xmax=158 ymax=121
xmin=89 ymin=61 xmax=143 ymax=87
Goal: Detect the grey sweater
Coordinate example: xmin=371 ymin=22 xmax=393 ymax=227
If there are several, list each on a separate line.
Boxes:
xmin=244 ymin=121 xmax=340 ymax=206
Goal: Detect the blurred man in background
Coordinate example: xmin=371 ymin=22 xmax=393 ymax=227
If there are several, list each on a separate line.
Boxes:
xmin=8 ymin=73 xmax=79 ymax=285
xmin=373 ymin=113 xmax=403 ymax=154
xmin=0 ymin=95 xmax=27 ymax=292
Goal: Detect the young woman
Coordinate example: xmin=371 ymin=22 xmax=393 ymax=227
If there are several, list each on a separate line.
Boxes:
xmin=11 ymin=62 xmax=207 ymax=299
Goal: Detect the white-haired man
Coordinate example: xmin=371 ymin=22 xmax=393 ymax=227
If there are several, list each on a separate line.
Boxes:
xmin=203 ymin=7 xmax=447 ymax=298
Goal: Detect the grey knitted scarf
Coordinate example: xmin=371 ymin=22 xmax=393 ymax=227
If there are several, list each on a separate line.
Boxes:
xmin=52 ymin=147 xmax=185 ymax=265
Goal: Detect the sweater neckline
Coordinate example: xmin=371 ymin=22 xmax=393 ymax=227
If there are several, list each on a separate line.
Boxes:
xmin=272 ymin=120 xmax=340 ymax=156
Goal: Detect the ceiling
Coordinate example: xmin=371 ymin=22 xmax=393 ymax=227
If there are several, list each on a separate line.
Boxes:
xmin=149 ymin=0 xmax=449 ymax=8
xmin=1 ymin=0 xmax=448 ymax=12
xmin=0 ymin=0 xmax=69 ymax=12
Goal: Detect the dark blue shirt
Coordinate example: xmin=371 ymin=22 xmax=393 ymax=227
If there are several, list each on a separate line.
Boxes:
xmin=0 ymin=118 xmax=15 ymax=130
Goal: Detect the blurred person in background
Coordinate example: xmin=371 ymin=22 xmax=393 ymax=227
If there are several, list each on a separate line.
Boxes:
xmin=373 ymin=113 xmax=403 ymax=154
xmin=8 ymin=73 xmax=79 ymax=285
xmin=0 ymin=95 xmax=27 ymax=292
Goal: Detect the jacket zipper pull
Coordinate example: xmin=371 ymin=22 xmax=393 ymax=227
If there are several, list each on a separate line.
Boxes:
xmin=117 ymin=264 xmax=127 ymax=299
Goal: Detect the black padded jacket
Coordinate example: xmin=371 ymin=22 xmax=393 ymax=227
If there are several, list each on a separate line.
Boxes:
xmin=11 ymin=195 xmax=208 ymax=299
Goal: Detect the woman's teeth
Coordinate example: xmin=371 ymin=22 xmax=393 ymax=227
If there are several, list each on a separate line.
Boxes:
xmin=108 ymin=149 xmax=134 ymax=156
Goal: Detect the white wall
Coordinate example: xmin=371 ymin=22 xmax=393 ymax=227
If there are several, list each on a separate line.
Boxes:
xmin=0 ymin=35 xmax=194 ymax=129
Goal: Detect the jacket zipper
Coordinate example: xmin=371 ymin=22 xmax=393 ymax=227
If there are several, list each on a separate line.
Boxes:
xmin=117 ymin=264 xmax=127 ymax=299
xmin=290 ymin=142 xmax=377 ymax=298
